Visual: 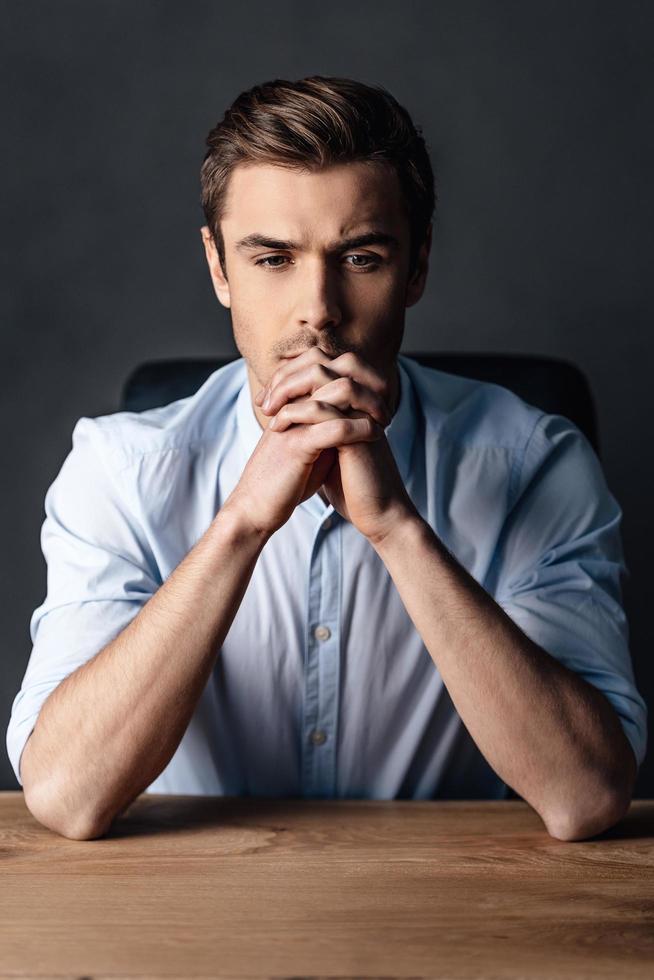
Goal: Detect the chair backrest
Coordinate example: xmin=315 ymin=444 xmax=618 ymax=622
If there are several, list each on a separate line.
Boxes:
xmin=121 ymin=352 xmax=600 ymax=455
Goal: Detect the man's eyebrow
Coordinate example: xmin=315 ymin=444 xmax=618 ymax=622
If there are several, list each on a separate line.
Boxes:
xmin=234 ymin=230 xmax=401 ymax=253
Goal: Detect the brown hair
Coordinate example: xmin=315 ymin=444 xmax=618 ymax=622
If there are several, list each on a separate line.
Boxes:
xmin=200 ymin=75 xmax=436 ymax=281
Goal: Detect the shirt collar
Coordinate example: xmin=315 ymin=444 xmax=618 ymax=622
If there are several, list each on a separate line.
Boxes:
xmin=235 ymin=355 xmax=416 ymax=520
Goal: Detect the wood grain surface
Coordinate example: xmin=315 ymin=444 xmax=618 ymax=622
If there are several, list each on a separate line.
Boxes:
xmin=1 ymin=793 xmax=653 ymax=979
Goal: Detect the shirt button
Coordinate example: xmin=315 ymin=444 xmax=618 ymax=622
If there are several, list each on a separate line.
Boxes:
xmin=314 ymin=625 xmax=331 ymax=641
xmin=310 ymin=729 xmax=327 ymax=745
xmin=322 ymin=516 xmax=333 ymax=530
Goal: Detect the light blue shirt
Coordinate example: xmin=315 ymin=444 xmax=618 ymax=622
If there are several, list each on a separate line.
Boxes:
xmin=7 ymin=354 xmax=647 ymax=798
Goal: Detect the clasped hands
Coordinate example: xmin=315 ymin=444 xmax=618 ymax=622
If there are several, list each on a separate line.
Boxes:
xmin=254 ymin=347 xmax=418 ymax=544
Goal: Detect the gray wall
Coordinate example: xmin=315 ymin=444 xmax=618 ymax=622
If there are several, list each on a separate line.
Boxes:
xmin=3 ymin=1 xmax=653 ymax=795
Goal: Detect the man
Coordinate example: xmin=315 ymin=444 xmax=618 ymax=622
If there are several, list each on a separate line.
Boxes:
xmin=7 ymin=76 xmax=646 ymax=841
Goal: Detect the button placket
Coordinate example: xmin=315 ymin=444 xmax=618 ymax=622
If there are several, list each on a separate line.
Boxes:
xmin=301 ymin=519 xmax=342 ymax=798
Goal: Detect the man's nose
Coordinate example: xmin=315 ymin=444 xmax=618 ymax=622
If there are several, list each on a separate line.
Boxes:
xmin=294 ymin=257 xmax=343 ymax=330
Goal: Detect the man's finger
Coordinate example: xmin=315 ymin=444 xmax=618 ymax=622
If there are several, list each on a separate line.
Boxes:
xmin=260 ymin=362 xmax=341 ymax=413
xmin=260 ymin=347 xmax=388 ymax=407
xmin=308 ymin=378 xmax=391 ymax=428
xmin=261 ymin=359 xmax=390 ymax=424
xmin=269 ymin=398 xmax=372 ymax=433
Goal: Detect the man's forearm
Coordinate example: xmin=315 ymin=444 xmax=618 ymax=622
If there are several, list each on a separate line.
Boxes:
xmin=371 ymin=513 xmax=637 ymax=841
xmin=20 ymin=504 xmax=270 ymax=840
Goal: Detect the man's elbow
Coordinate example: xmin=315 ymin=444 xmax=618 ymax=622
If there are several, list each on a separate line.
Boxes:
xmin=24 ymin=782 xmax=109 ymax=841
xmin=546 ymin=731 xmax=638 ymax=841
xmin=545 ymin=787 xmax=633 ymax=842
xmin=59 ymin=813 xmax=111 ymax=840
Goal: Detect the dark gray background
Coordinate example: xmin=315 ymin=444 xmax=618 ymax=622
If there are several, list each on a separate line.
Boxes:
xmin=3 ymin=1 xmax=653 ymax=795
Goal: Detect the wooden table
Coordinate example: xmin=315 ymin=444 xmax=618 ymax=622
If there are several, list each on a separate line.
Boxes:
xmin=1 ymin=792 xmax=653 ymax=978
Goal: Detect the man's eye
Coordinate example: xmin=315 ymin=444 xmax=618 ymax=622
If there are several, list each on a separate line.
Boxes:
xmin=253 ymin=254 xmax=381 ymax=271
xmin=345 ymin=254 xmax=380 ymax=269
xmin=254 ymin=255 xmax=288 ymax=268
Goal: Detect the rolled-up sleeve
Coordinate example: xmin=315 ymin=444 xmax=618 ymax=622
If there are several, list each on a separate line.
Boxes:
xmin=494 ymin=412 xmax=648 ymax=772
xmin=6 ymin=416 xmax=160 ymax=786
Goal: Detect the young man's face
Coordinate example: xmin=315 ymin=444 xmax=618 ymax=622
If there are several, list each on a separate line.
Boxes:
xmin=201 ymin=160 xmax=430 ymax=429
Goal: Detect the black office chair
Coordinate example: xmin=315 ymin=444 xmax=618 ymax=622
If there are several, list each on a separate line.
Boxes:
xmin=121 ymin=352 xmax=600 ymax=456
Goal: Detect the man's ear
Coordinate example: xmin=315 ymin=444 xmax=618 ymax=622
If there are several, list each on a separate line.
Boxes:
xmin=200 ymin=225 xmax=231 ymax=309
xmin=405 ymin=222 xmax=432 ymax=309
